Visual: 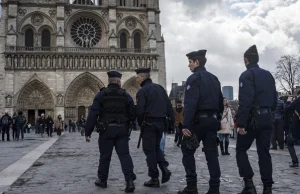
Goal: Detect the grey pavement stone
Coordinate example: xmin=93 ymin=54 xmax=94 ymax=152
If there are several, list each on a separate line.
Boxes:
xmin=0 ymin=132 xmax=50 ymax=172
xmin=4 ymin=132 xmax=300 ymax=194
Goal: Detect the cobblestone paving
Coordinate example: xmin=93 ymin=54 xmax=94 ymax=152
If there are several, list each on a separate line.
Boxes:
xmin=0 ymin=132 xmax=49 ymax=172
xmin=4 ymin=132 xmax=300 ymax=194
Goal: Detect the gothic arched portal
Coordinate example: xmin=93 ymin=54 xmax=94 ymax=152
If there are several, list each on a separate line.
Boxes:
xmin=17 ymin=79 xmax=55 ymax=125
xmin=64 ymin=72 xmax=104 ymax=120
xmin=122 ymin=76 xmax=140 ymax=104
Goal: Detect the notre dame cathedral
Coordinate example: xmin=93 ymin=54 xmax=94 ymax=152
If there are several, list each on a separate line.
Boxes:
xmin=0 ymin=0 xmax=166 ymax=124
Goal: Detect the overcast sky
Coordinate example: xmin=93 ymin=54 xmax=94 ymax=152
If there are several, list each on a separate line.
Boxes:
xmin=160 ymin=0 xmax=300 ymax=98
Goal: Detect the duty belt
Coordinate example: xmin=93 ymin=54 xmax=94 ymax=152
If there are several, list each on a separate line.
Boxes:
xmin=256 ymin=108 xmax=271 ymax=114
xmin=107 ymin=123 xmax=126 ymax=127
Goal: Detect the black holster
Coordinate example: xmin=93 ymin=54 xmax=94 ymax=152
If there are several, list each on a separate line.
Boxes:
xmin=182 ymin=132 xmax=199 ymax=150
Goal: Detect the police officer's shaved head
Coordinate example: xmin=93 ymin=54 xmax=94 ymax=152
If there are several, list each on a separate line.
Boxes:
xmin=135 ymin=68 xmax=151 ymax=85
xmin=107 ymin=71 xmax=122 ymax=86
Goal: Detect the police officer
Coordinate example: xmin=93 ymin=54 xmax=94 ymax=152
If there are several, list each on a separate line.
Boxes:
xmin=287 ymin=90 xmax=300 ymax=168
xmin=236 ymin=45 xmax=276 ymax=194
xmin=85 ymin=71 xmax=136 ymax=193
xmin=178 ymin=50 xmax=224 ymax=194
xmin=135 ymin=67 xmax=174 ymax=188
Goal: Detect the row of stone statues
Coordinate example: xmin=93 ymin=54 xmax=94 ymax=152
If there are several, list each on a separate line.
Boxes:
xmin=6 ymin=55 xmax=158 ymax=70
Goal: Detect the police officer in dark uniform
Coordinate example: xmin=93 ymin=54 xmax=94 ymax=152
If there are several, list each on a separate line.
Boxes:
xmin=236 ymin=45 xmax=277 ymax=194
xmin=287 ymin=90 xmax=300 ymax=168
xmin=178 ymin=50 xmax=224 ymax=194
xmin=85 ymin=71 xmax=136 ymax=193
xmin=135 ymin=67 xmax=174 ymax=188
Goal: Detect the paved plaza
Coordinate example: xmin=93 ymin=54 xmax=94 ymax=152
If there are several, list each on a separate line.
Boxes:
xmin=0 ymin=132 xmax=299 ymax=194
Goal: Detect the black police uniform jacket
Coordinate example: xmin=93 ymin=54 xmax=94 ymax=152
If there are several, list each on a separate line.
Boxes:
xmin=237 ymin=63 xmax=277 ymax=128
xmin=136 ymin=78 xmax=174 ymax=126
xmin=183 ymin=66 xmax=224 ymax=129
xmin=85 ymin=83 xmax=136 ymax=137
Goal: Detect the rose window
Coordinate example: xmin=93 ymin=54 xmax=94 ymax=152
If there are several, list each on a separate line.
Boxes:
xmin=70 ymin=17 xmax=102 ymax=48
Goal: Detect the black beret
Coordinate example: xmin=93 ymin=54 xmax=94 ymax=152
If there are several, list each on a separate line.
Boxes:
xmin=244 ymin=45 xmax=259 ymax=63
xmin=186 ymin=50 xmax=207 ymax=59
xmin=135 ymin=68 xmax=151 ymax=74
xmin=107 ymin=71 xmax=122 ymax=78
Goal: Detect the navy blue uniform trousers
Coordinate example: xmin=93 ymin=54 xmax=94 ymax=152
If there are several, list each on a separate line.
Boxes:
xmin=236 ymin=112 xmax=274 ymax=186
xmin=142 ymin=121 xmax=169 ymax=178
xmin=98 ymin=125 xmax=135 ymax=181
xmin=181 ymin=117 xmax=221 ymax=188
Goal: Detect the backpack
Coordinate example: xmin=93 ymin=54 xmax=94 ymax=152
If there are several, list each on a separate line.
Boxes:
xmin=17 ymin=116 xmax=26 ymax=125
xmin=2 ymin=116 xmax=9 ymax=126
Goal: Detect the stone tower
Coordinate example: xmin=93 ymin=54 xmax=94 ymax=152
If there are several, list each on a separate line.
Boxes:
xmin=0 ymin=0 xmax=166 ymax=123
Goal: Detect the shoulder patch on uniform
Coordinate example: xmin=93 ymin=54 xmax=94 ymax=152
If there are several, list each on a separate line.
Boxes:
xmin=187 ymin=85 xmax=191 ymax=90
xmin=240 ymin=82 xmax=243 ymax=88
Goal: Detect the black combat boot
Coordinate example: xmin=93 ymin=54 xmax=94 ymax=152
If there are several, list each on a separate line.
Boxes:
xmin=144 ymin=178 xmax=160 ymax=188
xmin=178 ymin=183 xmax=198 ymax=194
xmin=159 ymin=165 xmax=171 ymax=183
xmin=238 ymin=178 xmax=257 ymax=194
xmin=125 ymin=180 xmax=135 ymax=193
xmin=262 ymin=185 xmax=272 ymax=194
xmin=220 ymin=142 xmax=225 ymax=155
xmin=94 ymin=179 xmax=107 ymax=188
xmin=206 ymin=187 xmax=220 ymax=194
xmin=224 ymin=141 xmax=230 ymax=155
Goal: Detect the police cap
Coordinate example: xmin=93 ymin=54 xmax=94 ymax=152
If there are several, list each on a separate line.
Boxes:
xmin=135 ymin=68 xmax=151 ymax=74
xmin=244 ymin=45 xmax=259 ymax=63
xmin=186 ymin=50 xmax=207 ymax=59
xmin=107 ymin=71 xmax=122 ymax=78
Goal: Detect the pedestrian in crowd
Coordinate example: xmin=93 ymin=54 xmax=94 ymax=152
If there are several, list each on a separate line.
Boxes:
xmin=35 ymin=116 xmax=40 ymax=134
xmin=1 ymin=112 xmax=13 ymax=141
xmin=160 ymin=128 xmax=168 ymax=155
xmin=38 ymin=114 xmax=47 ymax=138
xmin=69 ymin=119 xmax=72 ymax=132
xmin=271 ymin=93 xmax=285 ymax=150
xmin=178 ymin=50 xmax=224 ymax=194
xmin=287 ymin=90 xmax=300 ymax=168
xmin=15 ymin=111 xmax=26 ymax=141
xmin=12 ymin=112 xmax=17 ymax=140
xmin=85 ymin=71 xmax=136 ymax=192
xmin=284 ymin=96 xmax=294 ymax=145
xmin=236 ymin=45 xmax=276 ymax=194
xmin=72 ymin=120 xmax=76 ymax=132
xmin=135 ymin=67 xmax=174 ymax=188
xmin=174 ymin=100 xmax=184 ymax=147
xmin=54 ymin=115 xmax=63 ymax=137
xmin=26 ymin=123 xmax=31 ymax=133
xmin=218 ymin=97 xmax=234 ymax=155
xmin=47 ymin=115 xmax=54 ymax=137
xmin=78 ymin=115 xmax=86 ymax=136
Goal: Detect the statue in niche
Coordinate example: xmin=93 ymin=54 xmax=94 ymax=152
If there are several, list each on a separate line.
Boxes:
xmin=132 ymin=58 xmax=136 ymax=69
xmin=52 ymin=57 xmax=56 ymax=68
xmin=85 ymin=57 xmax=89 ymax=69
xmin=7 ymin=56 xmax=11 ymax=67
xmin=30 ymin=56 xmax=34 ymax=68
xmin=105 ymin=57 xmax=110 ymax=68
xmin=42 ymin=56 xmax=46 ymax=68
xmin=91 ymin=57 xmax=95 ymax=69
xmin=100 ymin=57 xmax=104 ymax=68
xmin=112 ymin=57 xmax=116 ymax=69
xmin=147 ymin=58 xmax=151 ymax=68
xmin=64 ymin=57 xmax=68 ymax=68
xmin=36 ymin=57 xmax=40 ymax=68
xmin=14 ymin=56 xmax=18 ymax=68
xmin=6 ymin=96 xmax=12 ymax=107
xmin=80 ymin=57 xmax=83 ymax=68
xmin=20 ymin=56 xmax=24 ymax=68
xmin=152 ymin=58 xmax=157 ymax=69
xmin=116 ymin=57 xmax=120 ymax=68
xmin=96 ymin=57 xmax=100 ymax=68
xmin=58 ymin=56 xmax=62 ymax=68
xmin=47 ymin=56 xmax=51 ymax=68
xmin=75 ymin=57 xmax=78 ymax=68
xmin=122 ymin=57 xmax=126 ymax=68
xmin=69 ymin=57 xmax=73 ymax=69
xmin=57 ymin=95 xmax=64 ymax=106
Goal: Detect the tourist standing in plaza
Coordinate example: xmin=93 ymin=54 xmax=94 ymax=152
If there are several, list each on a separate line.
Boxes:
xmin=38 ymin=114 xmax=47 ymax=138
xmin=218 ymin=98 xmax=234 ymax=155
xmin=1 ymin=112 xmax=13 ymax=141
xmin=46 ymin=115 xmax=54 ymax=137
xmin=286 ymin=90 xmax=300 ymax=168
xmin=54 ymin=115 xmax=63 ymax=137
xmin=271 ymin=94 xmax=285 ymax=150
xmin=135 ymin=67 xmax=174 ymax=188
xmin=178 ymin=50 xmax=223 ymax=194
xmin=85 ymin=71 xmax=136 ymax=193
xmin=236 ymin=45 xmax=276 ymax=194
xmin=15 ymin=111 xmax=26 ymax=141
xmin=174 ymin=100 xmax=184 ymax=147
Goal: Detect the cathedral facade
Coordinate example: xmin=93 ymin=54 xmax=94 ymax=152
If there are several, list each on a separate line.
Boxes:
xmin=0 ymin=0 xmax=166 ymax=124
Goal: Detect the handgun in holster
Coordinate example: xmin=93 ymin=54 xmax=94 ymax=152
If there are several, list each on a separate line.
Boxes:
xmin=96 ymin=116 xmax=106 ymax=133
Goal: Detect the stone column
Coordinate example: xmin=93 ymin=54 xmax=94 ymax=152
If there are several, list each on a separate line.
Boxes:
xmin=108 ymin=1 xmax=117 ymax=48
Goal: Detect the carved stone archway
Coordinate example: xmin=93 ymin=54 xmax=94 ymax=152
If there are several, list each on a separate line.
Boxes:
xmin=17 ymin=79 xmax=55 ymax=124
xmin=122 ymin=76 xmax=140 ymax=104
xmin=64 ymin=72 xmax=104 ymax=120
